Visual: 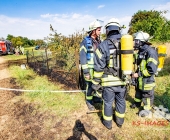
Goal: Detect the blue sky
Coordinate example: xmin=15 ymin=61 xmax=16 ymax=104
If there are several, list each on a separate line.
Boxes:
xmin=0 ymin=0 xmax=170 ymax=40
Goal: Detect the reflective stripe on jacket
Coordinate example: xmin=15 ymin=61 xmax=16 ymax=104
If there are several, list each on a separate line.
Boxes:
xmin=79 ymin=36 xmax=100 ymax=78
xmin=137 ymin=45 xmax=158 ymax=91
xmin=92 ymin=34 xmax=126 ymax=87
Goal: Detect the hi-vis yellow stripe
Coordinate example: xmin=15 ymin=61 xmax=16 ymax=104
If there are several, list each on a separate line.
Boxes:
xmin=93 ymin=71 xmax=103 ymax=78
xmin=147 ymin=58 xmax=158 ymax=65
xmin=109 ymin=58 xmax=113 ymax=67
xmin=80 ymin=45 xmax=87 ymax=53
xmin=82 ymin=64 xmax=88 ymax=69
xmin=101 ymin=75 xmax=125 ymax=86
xmin=96 ymin=49 xmax=102 ymax=59
xmin=103 ymin=101 xmax=112 ymax=121
xmin=144 ymin=83 xmax=155 ymax=90
xmin=134 ymin=98 xmax=141 ymax=102
xmin=115 ymin=111 xmax=125 ymax=118
xmin=142 ymin=69 xmax=151 ymax=76
xmin=101 ymin=81 xmax=125 ymax=86
xmin=101 ymin=76 xmax=121 ymax=82
xmin=92 ymin=80 xmax=99 ymax=85
xmin=144 ymin=98 xmax=151 ymax=110
xmin=86 ymin=96 xmax=93 ymax=100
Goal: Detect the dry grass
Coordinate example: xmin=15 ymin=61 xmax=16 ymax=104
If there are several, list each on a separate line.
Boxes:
xmin=1 ymin=47 xmax=170 ymax=140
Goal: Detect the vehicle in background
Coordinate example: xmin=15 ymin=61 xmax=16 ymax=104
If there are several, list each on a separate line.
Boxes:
xmin=0 ymin=39 xmax=14 ymax=55
xmin=35 ymin=45 xmax=40 ymax=50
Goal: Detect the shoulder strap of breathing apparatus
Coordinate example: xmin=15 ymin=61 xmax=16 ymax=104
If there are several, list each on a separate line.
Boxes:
xmin=104 ymin=38 xmax=122 ymax=79
xmin=84 ymin=36 xmax=93 ymax=60
xmin=138 ymin=46 xmax=151 ymax=62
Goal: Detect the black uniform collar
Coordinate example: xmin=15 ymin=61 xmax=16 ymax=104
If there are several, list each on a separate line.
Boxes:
xmin=108 ymin=34 xmax=121 ymax=41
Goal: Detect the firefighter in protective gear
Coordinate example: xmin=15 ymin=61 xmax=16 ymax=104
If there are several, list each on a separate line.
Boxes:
xmin=130 ymin=31 xmax=159 ymax=117
xmin=79 ymin=20 xmax=102 ymax=111
xmin=92 ymin=18 xmax=126 ymax=129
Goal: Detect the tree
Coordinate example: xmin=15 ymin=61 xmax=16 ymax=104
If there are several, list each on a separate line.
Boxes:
xmin=48 ymin=24 xmax=86 ymax=51
xmin=6 ymin=34 xmax=14 ymax=41
xmin=11 ymin=37 xmax=23 ymax=47
xmin=128 ymin=10 xmax=170 ymax=42
xmin=35 ymin=39 xmax=45 ymax=46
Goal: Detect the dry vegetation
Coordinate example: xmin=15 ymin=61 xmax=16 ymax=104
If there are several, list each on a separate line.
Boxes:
xmin=0 ymin=43 xmax=170 ymax=140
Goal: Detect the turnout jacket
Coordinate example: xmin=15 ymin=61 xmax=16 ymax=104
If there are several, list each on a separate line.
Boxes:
xmin=137 ymin=44 xmax=158 ymax=91
xmin=92 ymin=34 xmax=126 ymax=87
xmin=79 ymin=36 xmax=100 ymax=76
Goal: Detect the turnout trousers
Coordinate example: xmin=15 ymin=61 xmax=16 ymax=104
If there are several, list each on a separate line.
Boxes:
xmin=86 ymin=81 xmax=95 ymax=104
xmin=134 ymin=88 xmax=154 ymax=110
xmin=102 ymin=86 xmax=126 ymax=127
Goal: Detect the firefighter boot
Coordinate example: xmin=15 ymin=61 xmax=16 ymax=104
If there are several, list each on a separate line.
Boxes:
xmin=113 ymin=114 xmax=123 ymax=128
xmin=100 ymin=116 xmax=112 ymax=130
xmin=86 ymin=100 xmax=95 ymax=111
xmin=130 ymin=102 xmax=141 ymax=109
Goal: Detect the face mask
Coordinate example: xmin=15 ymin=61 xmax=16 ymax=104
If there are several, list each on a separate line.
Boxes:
xmin=134 ymin=39 xmax=143 ymax=49
xmin=134 ymin=39 xmax=140 ymax=48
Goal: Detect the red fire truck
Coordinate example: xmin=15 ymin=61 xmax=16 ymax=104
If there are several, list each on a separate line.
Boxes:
xmin=0 ymin=39 xmax=14 ymax=55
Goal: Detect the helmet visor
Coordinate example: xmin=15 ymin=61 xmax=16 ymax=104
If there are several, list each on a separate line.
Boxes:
xmin=103 ymin=25 xmax=121 ymax=35
xmin=134 ymin=39 xmax=141 ymax=48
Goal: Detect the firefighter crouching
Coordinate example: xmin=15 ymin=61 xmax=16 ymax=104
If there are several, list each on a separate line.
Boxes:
xmin=92 ymin=18 xmax=133 ymax=129
xmin=79 ymin=20 xmax=102 ymax=111
xmin=130 ymin=31 xmax=159 ymax=117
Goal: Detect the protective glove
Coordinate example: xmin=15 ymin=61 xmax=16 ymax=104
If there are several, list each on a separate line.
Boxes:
xmin=131 ymin=77 xmax=137 ymax=86
xmin=84 ymin=73 xmax=91 ymax=80
xmin=92 ymin=84 xmax=102 ymax=91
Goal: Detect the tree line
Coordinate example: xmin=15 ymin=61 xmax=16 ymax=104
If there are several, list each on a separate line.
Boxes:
xmin=3 ymin=10 xmax=170 ymax=50
xmin=48 ymin=10 xmax=170 ymax=52
xmin=128 ymin=10 xmax=170 ymax=43
xmin=5 ymin=34 xmax=45 ymax=48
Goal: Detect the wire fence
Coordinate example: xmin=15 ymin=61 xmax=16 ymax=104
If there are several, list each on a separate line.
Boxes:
xmin=26 ymin=48 xmax=82 ymax=89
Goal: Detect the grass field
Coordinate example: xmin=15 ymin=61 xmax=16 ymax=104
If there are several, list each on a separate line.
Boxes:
xmin=2 ymin=43 xmax=170 ymax=139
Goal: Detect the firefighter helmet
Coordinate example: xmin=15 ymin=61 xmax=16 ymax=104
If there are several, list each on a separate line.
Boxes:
xmin=134 ymin=31 xmax=150 ymax=42
xmin=134 ymin=31 xmax=152 ymax=48
xmin=105 ymin=18 xmax=121 ymax=28
xmin=87 ymin=20 xmax=102 ymax=33
xmin=105 ymin=18 xmax=121 ymax=35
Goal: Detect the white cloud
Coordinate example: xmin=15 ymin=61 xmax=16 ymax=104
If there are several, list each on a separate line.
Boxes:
xmin=0 ymin=15 xmax=50 ymax=40
xmin=41 ymin=13 xmax=96 ymax=34
xmin=101 ymin=16 xmax=131 ymax=34
xmin=152 ymin=2 xmax=170 ymax=19
xmin=0 ymin=12 xmax=132 ymax=40
xmin=98 ymin=5 xmax=105 ymax=9
xmin=0 ymin=13 xmax=96 ymax=39
xmin=72 ymin=13 xmax=81 ymax=19
xmin=119 ymin=16 xmax=131 ymax=34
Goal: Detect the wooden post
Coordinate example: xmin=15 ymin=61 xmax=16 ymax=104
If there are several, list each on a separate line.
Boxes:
xmin=75 ymin=49 xmax=80 ymax=89
xmin=45 ymin=48 xmax=49 ymax=74
xmin=32 ymin=49 xmax=35 ymax=69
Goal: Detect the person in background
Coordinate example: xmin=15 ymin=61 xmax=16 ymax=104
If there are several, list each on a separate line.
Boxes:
xmin=130 ymin=31 xmax=158 ymax=117
xmin=79 ymin=20 xmax=102 ymax=111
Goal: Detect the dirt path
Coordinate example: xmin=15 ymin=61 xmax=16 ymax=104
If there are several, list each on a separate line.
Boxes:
xmin=0 ymin=57 xmax=99 ymax=140
xmin=0 ymin=57 xmax=18 ymax=139
xmin=0 ymin=57 xmax=10 ymax=80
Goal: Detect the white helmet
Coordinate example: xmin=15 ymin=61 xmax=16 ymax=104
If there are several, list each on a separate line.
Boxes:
xmin=135 ymin=31 xmax=150 ymax=42
xmin=105 ymin=18 xmax=121 ymax=28
xmin=88 ymin=20 xmax=102 ymax=33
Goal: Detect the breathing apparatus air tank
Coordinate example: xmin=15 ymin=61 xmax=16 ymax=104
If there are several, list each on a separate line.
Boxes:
xmin=120 ymin=35 xmax=134 ymax=75
xmin=157 ymin=45 xmax=167 ymax=72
